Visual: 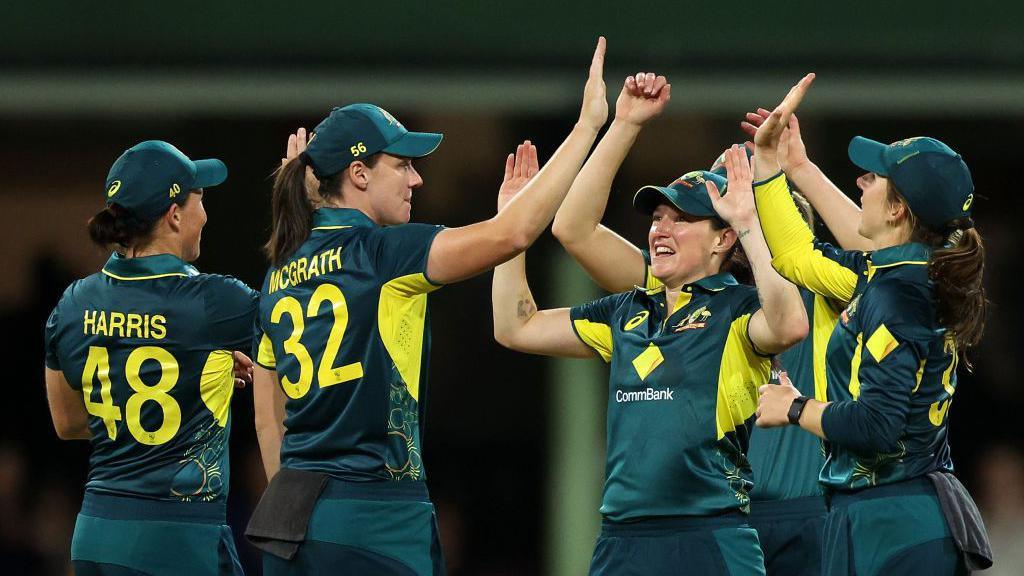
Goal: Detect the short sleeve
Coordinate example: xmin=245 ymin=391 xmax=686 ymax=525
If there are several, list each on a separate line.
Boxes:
xmin=369 ymin=223 xmax=445 ymax=287
xmin=203 ymin=275 xmax=260 ymax=352
xmin=44 ymin=305 xmax=62 ymax=370
xmin=252 ymin=317 xmax=276 ymax=370
xmin=569 ymin=293 xmax=623 ymax=363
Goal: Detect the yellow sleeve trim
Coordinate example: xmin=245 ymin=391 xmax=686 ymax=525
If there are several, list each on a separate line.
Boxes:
xmin=378 ymin=273 xmax=441 ymax=402
xmin=716 ymin=314 xmax=770 ymax=439
xmin=572 ymin=319 xmax=613 ymax=363
xmin=865 ymin=323 xmax=900 ymax=363
xmin=754 ymin=173 xmax=858 ymax=303
xmin=200 ymin=350 xmax=235 ymax=427
xmin=256 ymin=333 xmax=277 ymax=368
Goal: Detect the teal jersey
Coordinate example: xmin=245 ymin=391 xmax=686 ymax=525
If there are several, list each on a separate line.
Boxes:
xmin=754 ymin=172 xmax=956 ymax=492
xmin=570 ymin=273 xmax=770 ymax=521
xmin=254 ymin=208 xmax=443 ymax=482
xmin=748 ymin=288 xmax=840 ymax=501
xmin=44 ymin=253 xmax=258 ymax=508
xmin=816 ymin=242 xmax=956 ymax=490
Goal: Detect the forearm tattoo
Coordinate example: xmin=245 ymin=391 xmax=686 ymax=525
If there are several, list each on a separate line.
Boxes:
xmin=737 ymin=228 xmax=751 ymax=240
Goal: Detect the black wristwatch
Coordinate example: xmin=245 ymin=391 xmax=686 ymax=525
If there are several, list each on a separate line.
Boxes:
xmin=787 ymin=396 xmax=810 ymax=425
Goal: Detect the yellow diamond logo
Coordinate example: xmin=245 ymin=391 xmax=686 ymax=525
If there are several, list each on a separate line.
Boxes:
xmin=631 ymin=343 xmax=664 ymax=381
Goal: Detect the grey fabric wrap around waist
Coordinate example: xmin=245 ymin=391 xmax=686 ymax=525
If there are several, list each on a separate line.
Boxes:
xmin=245 ymin=468 xmax=329 ymax=560
xmin=926 ymin=470 xmax=994 ymax=571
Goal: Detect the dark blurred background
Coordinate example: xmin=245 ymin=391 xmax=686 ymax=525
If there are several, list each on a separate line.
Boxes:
xmin=3 ymin=2 xmax=1024 ymax=575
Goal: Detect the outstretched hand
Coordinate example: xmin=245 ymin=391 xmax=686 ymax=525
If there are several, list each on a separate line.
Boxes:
xmin=615 ymin=72 xmax=671 ymax=126
xmin=741 ymin=111 xmax=810 ymax=173
xmin=282 ymin=127 xmax=323 ymax=207
xmin=751 ymin=73 xmax=814 ymax=180
xmin=497 ymin=140 xmax=540 ymax=212
xmin=578 ymin=37 xmax=609 ymax=131
xmin=706 ymin=144 xmax=756 ymax=227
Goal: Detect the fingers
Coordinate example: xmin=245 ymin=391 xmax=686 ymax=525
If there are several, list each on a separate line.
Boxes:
xmin=662 ymin=83 xmax=671 ymax=101
xmin=651 ymin=75 xmax=668 ymax=97
xmin=705 ymin=180 xmax=721 ymax=206
xmin=296 ymin=127 xmax=308 ymax=153
xmin=740 ymin=122 xmax=758 ymax=138
xmin=234 ymin=378 xmax=248 ymax=389
xmin=589 ymin=36 xmax=606 ymax=80
xmin=527 ymin=142 xmax=540 ymax=176
xmin=502 ymin=152 xmax=514 ymax=182
xmin=789 ymin=114 xmax=801 ymax=135
xmin=777 ymin=73 xmax=815 ymax=125
xmin=513 ymin=142 xmax=525 ymax=180
xmin=744 ymin=141 xmax=754 ymax=153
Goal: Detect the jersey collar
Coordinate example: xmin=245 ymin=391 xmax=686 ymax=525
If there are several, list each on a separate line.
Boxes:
xmin=311 ymin=207 xmax=377 ymax=230
xmin=870 ymin=242 xmax=931 ymax=269
xmin=637 ymin=272 xmax=738 ymax=296
xmin=101 ymin=252 xmax=198 ymax=281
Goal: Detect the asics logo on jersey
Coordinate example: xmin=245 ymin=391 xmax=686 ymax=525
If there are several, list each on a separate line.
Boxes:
xmin=624 ymin=311 xmax=649 ymax=331
xmin=107 ymin=181 xmax=121 ymax=197
xmin=615 ymin=387 xmax=674 ymax=403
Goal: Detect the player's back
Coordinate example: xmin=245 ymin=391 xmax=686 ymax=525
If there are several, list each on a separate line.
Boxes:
xmin=255 ymin=207 xmax=443 ymax=481
xmin=45 ymin=253 xmax=257 ymax=507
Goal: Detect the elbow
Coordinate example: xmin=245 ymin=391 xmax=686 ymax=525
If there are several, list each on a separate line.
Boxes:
xmin=53 ymin=420 xmax=86 ymax=441
xmin=507 ymin=231 xmax=532 ymax=255
xmin=551 ymin=216 xmax=577 ymax=245
xmin=492 ymin=325 xmax=516 ymax=350
xmin=781 ymin=318 xmax=809 ymax=349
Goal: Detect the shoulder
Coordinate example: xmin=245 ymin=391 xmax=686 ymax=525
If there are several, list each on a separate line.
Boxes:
xmin=861 ymin=273 xmax=936 ymax=336
xmin=719 ymin=284 xmax=760 ymax=315
xmin=190 ymin=273 xmax=258 ymax=297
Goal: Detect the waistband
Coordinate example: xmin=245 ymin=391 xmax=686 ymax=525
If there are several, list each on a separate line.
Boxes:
xmin=749 ymin=495 xmax=828 ymax=520
xmin=80 ymin=491 xmax=226 ymax=524
xmin=600 ymin=511 xmax=747 ymax=536
xmin=828 ymin=477 xmax=935 ymax=510
xmin=322 ymin=478 xmax=431 ymax=502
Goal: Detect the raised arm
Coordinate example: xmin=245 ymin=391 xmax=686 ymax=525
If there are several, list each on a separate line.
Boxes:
xmin=551 ymin=72 xmax=671 ymax=292
xmin=752 ymin=75 xmax=861 ymax=304
xmin=253 ymin=365 xmax=287 ymax=480
xmin=45 ymin=368 xmax=90 ymax=440
xmin=707 ymin=145 xmax=807 ymax=354
xmin=741 ymin=111 xmax=871 ymax=251
xmin=426 ymin=37 xmax=609 ymax=285
xmin=491 ymin=145 xmax=598 ymax=359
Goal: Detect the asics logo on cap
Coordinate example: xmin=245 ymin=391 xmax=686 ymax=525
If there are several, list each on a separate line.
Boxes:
xmin=963 ymin=194 xmax=974 ymax=211
xmin=169 ymin=183 xmax=181 ymax=198
xmin=107 ymin=181 xmax=121 ymax=197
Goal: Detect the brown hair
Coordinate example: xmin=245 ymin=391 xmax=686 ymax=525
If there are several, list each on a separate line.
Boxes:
xmin=87 ymin=193 xmax=190 ymax=250
xmin=888 ymin=183 xmax=987 ymax=368
xmin=264 ymin=154 xmax=377 ymax=266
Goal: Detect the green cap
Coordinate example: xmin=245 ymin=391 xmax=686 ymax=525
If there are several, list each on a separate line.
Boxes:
xmin=633 ymin=170 xmax=728 ymax=219
xmin=848 ymin=136 xmax=974 ymax=230
xmin=104 ymin=140 xmax=227 ymax=220
xmin=304 ymin=103 xmax=443 ymax=179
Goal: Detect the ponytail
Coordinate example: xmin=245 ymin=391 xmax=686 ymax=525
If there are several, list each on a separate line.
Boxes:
xmin=265 ymin=154 xmax=315 ymax=266
xmin=87 ymin=204 xmax=158 ymax=249
xmin=926 ymin=221 xmax=987 ymax=368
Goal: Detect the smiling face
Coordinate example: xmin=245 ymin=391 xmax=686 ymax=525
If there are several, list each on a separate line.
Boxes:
xmin=648 ymin=203 xmax=734 ymax=288
xmin=365 ymin=153 xmax=423 ymax=225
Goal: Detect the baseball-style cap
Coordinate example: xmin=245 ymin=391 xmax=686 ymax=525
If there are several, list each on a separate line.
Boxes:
xmin=633 ymin=170 xmax=728 ymax=219
xmin=104 ymin=140 xmax=227 ymax=220
xmin=304 ymin=103 xmax=443 ymax=179
xmin=709 ymin=144 xmax=754 ymax=177
xmin=848 ymin=136 xmax=974 ymax=230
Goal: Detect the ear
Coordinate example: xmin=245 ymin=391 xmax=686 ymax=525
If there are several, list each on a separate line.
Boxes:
xmin=713 ymin=227 xmax=738 ymax=254
xmin=888 ymin=196 xmax=910 ymax=225
xmin=348 ymin=161 xmax=371 ymax=191
xmin=165 ymin=203 xmax=183 ymax=233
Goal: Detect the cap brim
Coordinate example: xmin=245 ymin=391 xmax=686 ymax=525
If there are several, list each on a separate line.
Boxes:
xmin=193 ymin=159 xmax=228 ymax=189
xmin=383 ymin=132 xmax=443 ymax=158
xmin=848 ymin=136 xmax=890 ymax=176
xmin=633 ymin=186 xmax=717 ymax=218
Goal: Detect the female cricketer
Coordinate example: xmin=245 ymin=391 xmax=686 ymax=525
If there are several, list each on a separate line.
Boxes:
xmin=248 ymin=38 xmax=610 ymax=576
xmin=753 ymin=75 xmax=992 ymax=575
xmin=549 ymin=73 xmax=861 ymax=576
xmin=492 ymin=78 xmax=810 ymax=576
xmin=44 ymin=141 xmax=258 ymax=575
